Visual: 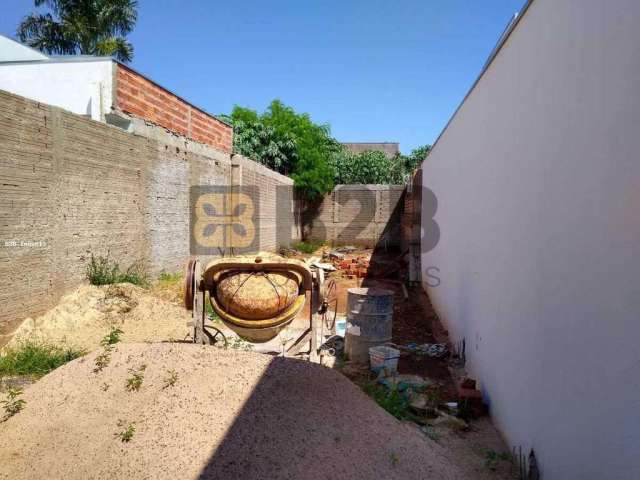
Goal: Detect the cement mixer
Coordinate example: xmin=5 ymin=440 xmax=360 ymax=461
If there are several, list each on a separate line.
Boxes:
xmin=183 ymin=254 xmax=327 ymax=361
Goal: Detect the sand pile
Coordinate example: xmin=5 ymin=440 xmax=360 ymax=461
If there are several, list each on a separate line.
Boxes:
xmin=8 ymin=284 xmax=191 ymax=351
xmin=0 ymin=343 xmax=462 ymax=479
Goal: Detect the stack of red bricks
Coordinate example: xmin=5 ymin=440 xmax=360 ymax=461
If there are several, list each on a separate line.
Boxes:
xmin=457 ymin=377 xmax=487 ymax=416
xmin=338 ymin=256 xmax=370 ymax=279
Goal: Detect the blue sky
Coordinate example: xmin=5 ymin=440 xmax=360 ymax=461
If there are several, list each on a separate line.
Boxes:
xmin=1 ymin=0 xmax=524 ymax=153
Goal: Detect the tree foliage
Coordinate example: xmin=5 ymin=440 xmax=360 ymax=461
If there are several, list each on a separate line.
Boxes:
xmin=223 ymin=99 xmax=431 ymax=194
xmin=17 ymin=0 xmax=138 ymax=62
xmin=330 ymin=149 xmax=405 ymax=185
xmin=402 ymin=144 xmax=431 ymax=172
xmin=330 ymin=144 xmax=431 ymax=185
xmin=224 ymin=100 xmax=336 ymax=200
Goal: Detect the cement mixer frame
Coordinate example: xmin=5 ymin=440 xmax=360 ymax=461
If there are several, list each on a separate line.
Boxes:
xmin=184 ymin=256 xmax=327 ymax=362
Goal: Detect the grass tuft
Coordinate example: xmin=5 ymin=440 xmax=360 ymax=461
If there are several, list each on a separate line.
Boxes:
xmin=115 ymin=420 xmax=135 ymax=442
xmin=227 ymin=336 xmax=253 ymax=351
xmin=291 ymin=241 xmax=324 ymax=254
xmin=0 ymin=341 xmax=85 ymax=378
xmin=86 ymin=254 xmax=147 ymax=287
xmin=162 ymin=369 xmax=178 ymax=389
xmin=158 ymin=271 xmax=182 ymax=283
xmin=362 ymin=382 xmax=412 ymax=421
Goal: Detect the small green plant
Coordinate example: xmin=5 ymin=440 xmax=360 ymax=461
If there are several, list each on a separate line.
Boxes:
xmin=362 ymin=383 xmax=412 ymax=421
xmin=114 ymin=420 xmax=135 ymax=442
xmin=227 ymin=336 xmax=253 ymax=351
xmin=125 ymin=365 xmax=146 ymax=392
xmin=204 ymin=295 xmax=221 ymax=324
xmin=291 ymin=241 xmax=324 ymax=254
xmin=101 ymin=382 xmax=110 ymax=391
xmin=100 ymin=326 xmax=124 ymax=347
xmin=484 ymin=449 xmax=512 ymax=471
xmin=86 ymin=254 xmax=147 ymax=287
xmin=423 ymin=426 xmax=440 ymax=441
xmin=93 ymin=348 xmax=112 ymax=373
xmin=389 ymin=452 xmax=399 ymax=467
xmin=163 ymin=369 xmax=178 ymax=389
xmin=0 ymin=341 xmax=85 ymax=378
xmin=2 ymin=388 xmax=26 ymax=419
xmin=158 ymin=271 xmax=182 ymax=283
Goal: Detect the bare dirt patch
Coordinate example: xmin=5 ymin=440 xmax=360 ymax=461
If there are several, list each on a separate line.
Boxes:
xmin=0 ymin=343 xmax=464 ymax=480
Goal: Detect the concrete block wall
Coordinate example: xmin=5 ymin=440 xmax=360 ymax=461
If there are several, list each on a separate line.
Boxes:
xmin=0 ymin=89 xmax=294 ymax=335
xmin=232 ymin=155 xmax=294 ymax=253
xmin=307 ymin=185 xmax=405 ymax=247
xmin=401 ymin=169 xmax=422 ymax=281
xmin=115 ymin=64 xmax=233 ymax=153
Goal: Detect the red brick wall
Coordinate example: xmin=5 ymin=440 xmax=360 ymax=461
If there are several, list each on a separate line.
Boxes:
xmin=115 ymin=64 xmax=232 ymax=153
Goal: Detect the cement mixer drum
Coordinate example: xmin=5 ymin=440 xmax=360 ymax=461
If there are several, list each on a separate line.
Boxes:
xmin=217 ymin=271 xmax=300 ymax=320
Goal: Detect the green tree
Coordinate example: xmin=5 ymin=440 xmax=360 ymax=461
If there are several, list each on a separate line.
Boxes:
xmin=17 ymin=0 xmax=137 ymax=63
xmin=331 ymin=148 xmax=415 ymax=185
xmin=401 ymin=144 xmax=431 ymax=172
xmin=225 ymin=100 xmax=336 ymax=200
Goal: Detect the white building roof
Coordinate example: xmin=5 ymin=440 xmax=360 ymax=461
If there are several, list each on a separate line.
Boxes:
xmin=0 ymin=34 xmax=49 ymax=62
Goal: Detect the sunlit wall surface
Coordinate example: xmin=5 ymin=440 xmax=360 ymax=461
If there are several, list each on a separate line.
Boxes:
xmin=421 ymin=0 xmax=640 ymax=478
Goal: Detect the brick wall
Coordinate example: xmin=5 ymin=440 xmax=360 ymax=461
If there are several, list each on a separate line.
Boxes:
xmin=306 ymin=185 xmax=405 ymax=247
xmin=0 ymin=89 xmax=293 ymax=336
xmin=115 ymin=64 xmax=233 ymax=153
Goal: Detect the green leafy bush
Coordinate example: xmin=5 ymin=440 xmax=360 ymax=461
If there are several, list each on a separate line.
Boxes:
xmin=330 ymin=144 xmax=431 ymax=185
xmin=0 ymin=341 xmax=85 ymax=378
xmin=86 ymin=255 xmax=147 ymax=286
xmin=292 ymin=241 xmax=324 ymax=254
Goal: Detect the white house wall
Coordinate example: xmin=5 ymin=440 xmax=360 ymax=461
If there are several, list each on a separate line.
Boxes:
xmin=0 ymin=60 xmax=114 ymax=121
xmin=421 ymin=0 xmax=640 ymax=478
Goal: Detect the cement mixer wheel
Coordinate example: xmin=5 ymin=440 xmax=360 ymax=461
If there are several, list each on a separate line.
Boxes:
xmin=203 ymin=325 xmax=228 ymax=348
xmin=184 ymin=259 xmax=197 ymax=310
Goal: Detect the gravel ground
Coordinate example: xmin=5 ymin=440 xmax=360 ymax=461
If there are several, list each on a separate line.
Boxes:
xmin=0 ymin=343 xmax=463 ymax=480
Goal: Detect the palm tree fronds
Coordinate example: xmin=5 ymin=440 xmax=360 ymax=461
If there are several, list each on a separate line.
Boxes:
xmin=18 ymin=0 xmax=137 ymax=62
xmin=95 ymin=36 xmax=133 ymax=62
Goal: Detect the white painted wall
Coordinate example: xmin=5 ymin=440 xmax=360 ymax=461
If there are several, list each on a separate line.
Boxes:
xmin=0 ymin=60 xmax=114 ymax=121
xmin=421 ymin=0 xmax=640 ymax=478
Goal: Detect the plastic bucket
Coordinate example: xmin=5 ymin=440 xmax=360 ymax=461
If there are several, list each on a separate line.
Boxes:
xmin=369 ymin=345 xmax=400 ymax=374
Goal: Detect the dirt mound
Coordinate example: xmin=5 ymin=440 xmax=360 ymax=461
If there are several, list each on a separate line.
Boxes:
xmin=0 ymin=343 xmax=461 ymax=479
xmin=8 ymin=284 xmax=190 ymax=351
